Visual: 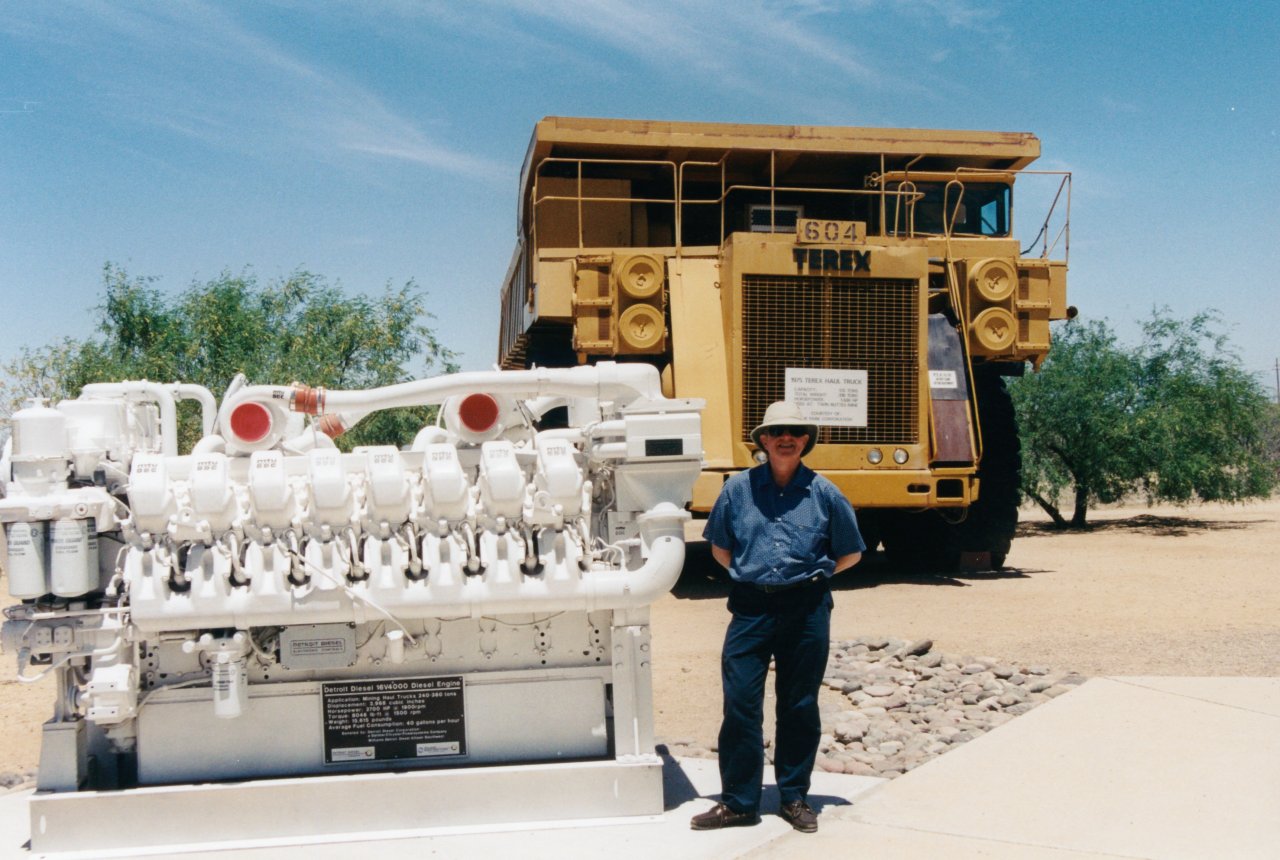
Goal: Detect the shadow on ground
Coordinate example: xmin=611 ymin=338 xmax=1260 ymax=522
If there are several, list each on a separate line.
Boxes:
xmin=673 ymin=509 xmax=1272 ymax=600
xmin=1017 ymin=514 xmax=1267 ymax=539
xmin=674 ymin=541 xmax=1042 ymax=601
xmin=661 ymin=744 xmax=852 ymax=815
xmin=660 ymin=746 xmax=701 ymax=810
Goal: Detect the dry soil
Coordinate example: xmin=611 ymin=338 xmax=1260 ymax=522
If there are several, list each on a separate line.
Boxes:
xmin=650 ymin=498 xmax=1280 ymax=749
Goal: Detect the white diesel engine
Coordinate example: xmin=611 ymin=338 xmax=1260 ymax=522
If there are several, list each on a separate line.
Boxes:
xmin=0 ymin=364 xmax=702 ymax=853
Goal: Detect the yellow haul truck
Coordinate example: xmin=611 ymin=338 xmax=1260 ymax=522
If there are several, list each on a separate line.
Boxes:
xmin=498 ymin=117 xmax=1071 ymax=569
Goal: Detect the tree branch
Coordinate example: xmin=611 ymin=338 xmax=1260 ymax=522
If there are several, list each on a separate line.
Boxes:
xmin=1027 ymin=490 xmax=1068 ymax=528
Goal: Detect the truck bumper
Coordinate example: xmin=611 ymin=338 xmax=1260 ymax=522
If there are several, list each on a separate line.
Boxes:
xmin=692 ymin=468 xmax=978 ymax=511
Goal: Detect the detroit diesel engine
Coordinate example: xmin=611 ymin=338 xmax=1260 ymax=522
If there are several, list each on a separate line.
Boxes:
xmin=0 ymin=364 xmax=702 ymax=853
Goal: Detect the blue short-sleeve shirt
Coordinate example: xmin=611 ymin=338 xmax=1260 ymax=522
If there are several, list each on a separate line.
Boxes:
xmin=703 ymin=463 xmax=865 ymax=586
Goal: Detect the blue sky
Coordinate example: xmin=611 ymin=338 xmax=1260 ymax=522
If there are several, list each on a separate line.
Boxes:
xmin=2 ymin=1 xmax=1278 ymax=390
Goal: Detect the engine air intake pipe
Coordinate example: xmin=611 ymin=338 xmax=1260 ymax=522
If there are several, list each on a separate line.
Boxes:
xmin=218 ymin=363 xmax=664 ymax=450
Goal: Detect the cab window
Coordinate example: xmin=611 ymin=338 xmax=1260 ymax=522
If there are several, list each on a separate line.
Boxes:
xmin=894 ymin=182 xmax=1011 ymax=237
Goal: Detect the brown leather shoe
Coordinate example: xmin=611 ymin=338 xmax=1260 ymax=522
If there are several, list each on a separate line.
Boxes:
xmin=690 ymin=802 xmax=760 ymax=830
xmin=780 ymin=799 xmax=818 ymax=833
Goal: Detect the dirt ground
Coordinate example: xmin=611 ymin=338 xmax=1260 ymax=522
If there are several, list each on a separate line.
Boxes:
xmin=2 ymin=498 xmax=1277 ymax=776
xmin=650 ymin=497 xmax=1280 ymax=748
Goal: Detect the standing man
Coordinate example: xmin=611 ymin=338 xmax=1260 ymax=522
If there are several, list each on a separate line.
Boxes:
xmin=690 ymin=401 xmax=864 ymax=834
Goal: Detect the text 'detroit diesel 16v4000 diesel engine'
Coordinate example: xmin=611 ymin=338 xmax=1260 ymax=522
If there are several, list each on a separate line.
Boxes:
xmin=0 ymin=364 xmax=702 ymax=853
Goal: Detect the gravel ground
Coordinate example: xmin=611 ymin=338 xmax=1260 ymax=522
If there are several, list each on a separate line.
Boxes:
xmin=662 ymin=635 xmax=1087 ymax=778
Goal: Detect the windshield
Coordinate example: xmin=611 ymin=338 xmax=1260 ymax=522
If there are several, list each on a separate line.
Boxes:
xmin=890 ymin=181 xmax=1011 ymax=237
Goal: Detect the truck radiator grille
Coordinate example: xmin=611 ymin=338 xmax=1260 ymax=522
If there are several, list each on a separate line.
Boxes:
xmin=741 ymin=275 xmax=919 ymax=445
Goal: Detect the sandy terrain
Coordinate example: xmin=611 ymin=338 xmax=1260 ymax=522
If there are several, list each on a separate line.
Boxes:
xmin=2 ymin=498 xmax=1277 ymax=777
xmin=650 ymin=498 xmax=1280 ymax=748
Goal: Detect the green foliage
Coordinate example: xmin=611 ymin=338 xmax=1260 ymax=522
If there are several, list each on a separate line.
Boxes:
xmin=1264 ymin=403 xmax=1280 ymax=474
xmin=1011 ymin=309 xmax=1277 ymax=527
xmin=1 ymin=264 xmax=458 ymax=451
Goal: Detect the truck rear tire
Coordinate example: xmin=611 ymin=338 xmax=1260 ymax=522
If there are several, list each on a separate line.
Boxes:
xmin=957 ymin=367 xmax=1021 ymax=569
xmin=854 ymin=509 xmax=882 ymax=556
xmin=878 ymin=508 xmax=960 ymax=573
xmin=877 ymin=367 xmax=1021 ymax=572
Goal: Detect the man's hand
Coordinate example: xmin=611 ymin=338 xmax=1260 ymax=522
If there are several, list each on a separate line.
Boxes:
xmin=834 ymin=551 xmax=862 ymax=573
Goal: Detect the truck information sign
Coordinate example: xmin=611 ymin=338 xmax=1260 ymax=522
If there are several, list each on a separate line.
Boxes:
xmin=322 ymin=676 xmax=466 ymax=763
xmin=786 ymin=368 xmax=869 ymax=428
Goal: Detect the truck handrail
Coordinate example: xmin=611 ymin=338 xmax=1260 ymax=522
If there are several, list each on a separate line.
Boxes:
xmin=534 ymin=152 xmax=936 ymax=255
xmin=1016 ymin=170 xmax=1072 ymax=262
xmin=532 ymin=156 xmax=677 ymax=251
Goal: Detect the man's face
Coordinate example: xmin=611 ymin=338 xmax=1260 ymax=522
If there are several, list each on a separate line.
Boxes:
xmin=760 ymin=425 xmax=809 ymax=464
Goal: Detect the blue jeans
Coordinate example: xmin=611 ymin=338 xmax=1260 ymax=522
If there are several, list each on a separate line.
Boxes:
xmin=717 ymin=580 xmax=832 ymax=813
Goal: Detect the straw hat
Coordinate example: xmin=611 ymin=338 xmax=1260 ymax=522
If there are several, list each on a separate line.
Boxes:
xmin=750 ymin=401 xmax=818 ymax=456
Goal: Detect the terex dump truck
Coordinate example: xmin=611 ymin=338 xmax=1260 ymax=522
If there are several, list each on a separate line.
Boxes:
xmin=498 ymin=117 xmax=1072 ymax=569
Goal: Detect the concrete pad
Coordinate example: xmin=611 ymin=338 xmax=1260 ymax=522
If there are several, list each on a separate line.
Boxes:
xmin=746 ymin=820 xmax=1116 ymax=858
xmin=1114 ymin=676 xmax=1280 ymax=716
xmin=0 ymin=757 xmax=883 ymax=859
xmin=817 ymin=677 xmax=1280 ymax=860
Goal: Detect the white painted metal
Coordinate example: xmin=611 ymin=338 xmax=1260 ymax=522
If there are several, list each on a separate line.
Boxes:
xmin=0 ymin=363 xmax=702 ymax=853
xmin=27 ymin=758 xmax=664 ymax=854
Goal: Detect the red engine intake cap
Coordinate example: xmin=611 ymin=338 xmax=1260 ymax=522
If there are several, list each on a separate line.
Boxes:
xmin=458 ymin=393 xmax=500 ymax=433
xmin=229 ymin=402 xmax=273 ymax=443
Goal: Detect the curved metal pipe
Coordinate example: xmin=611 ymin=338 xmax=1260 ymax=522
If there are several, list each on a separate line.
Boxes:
xmin=169 ymin=383 xmax=217 ymax=437
xmin=81 ymin=381 xmax=179 ymax=456
xmin=124 ymin=504 xmax=690 ymax=631
xmin=523 ymin=395 xmax=565 ymax=419
xmin=218 ymin=363 xmax=663 ymax=445
xmin=192 ymin=435 xmax=227 ymax=455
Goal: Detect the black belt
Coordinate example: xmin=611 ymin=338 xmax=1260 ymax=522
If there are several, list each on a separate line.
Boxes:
xmin=744 ymin=574 xmax=825 ymax=594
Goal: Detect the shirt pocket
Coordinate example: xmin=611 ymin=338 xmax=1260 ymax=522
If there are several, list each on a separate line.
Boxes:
xmin=781 ymin=521 xmax=826 ymax=566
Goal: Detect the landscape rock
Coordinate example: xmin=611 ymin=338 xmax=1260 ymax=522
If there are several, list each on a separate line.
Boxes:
xmin=662 ymin=636 xmax=1083 ymax=781
xmin=904 ymin=639 xmax=933 ymax=656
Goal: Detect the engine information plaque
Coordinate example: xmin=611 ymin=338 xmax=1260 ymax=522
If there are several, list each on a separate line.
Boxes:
xmin=322 ymin=677 xmax=466 ymax=763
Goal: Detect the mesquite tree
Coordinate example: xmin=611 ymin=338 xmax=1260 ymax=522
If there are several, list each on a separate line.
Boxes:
xmin=1011 ymin=310 xmax=1276 ymax=527
xmin=0 ymin=264 xmax=457 ymax=451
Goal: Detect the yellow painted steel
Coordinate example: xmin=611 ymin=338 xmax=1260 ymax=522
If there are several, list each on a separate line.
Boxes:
xmin=498 ymin=117 xmax=1070 ymax=512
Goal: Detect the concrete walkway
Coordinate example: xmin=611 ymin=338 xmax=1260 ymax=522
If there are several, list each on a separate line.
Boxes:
xmin=758 ymin=676 xmax=1280 ymax=859
xmin=2 ymin=677 xmax=1277 ymax=858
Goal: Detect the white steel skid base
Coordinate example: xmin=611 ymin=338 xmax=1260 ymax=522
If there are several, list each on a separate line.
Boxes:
xmin=27 ymin=757 xmax=663 ymax=856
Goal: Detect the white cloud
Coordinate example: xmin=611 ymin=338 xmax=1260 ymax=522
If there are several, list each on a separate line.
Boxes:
xmin=11 ymin=0 xmax=504 ymax=180
xmin=463 ymin=0 xmax=892 ymax=110
xmin=895 ymin=0 xmax=1002 ymax=31
xmin=467 ymin=0 xmax=1021 ymax=114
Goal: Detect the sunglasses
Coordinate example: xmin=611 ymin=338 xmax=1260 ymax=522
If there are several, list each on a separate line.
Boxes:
xmin=764 ymin=425 xmax=810 ymax=438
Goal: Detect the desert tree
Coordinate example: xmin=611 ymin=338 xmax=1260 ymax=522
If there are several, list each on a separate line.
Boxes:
xmin=0 ymin=264 xmax=458 ymax=451
xmin=1011 ymin=309 xmax=1276 ymax=527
